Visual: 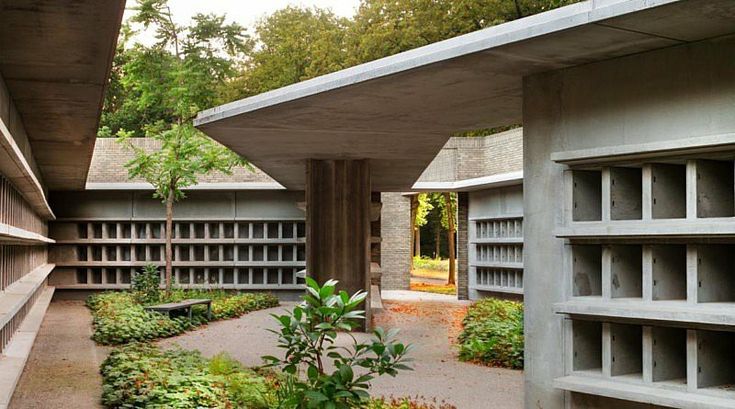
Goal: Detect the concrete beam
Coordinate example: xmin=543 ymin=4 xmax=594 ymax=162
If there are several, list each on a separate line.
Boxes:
xmin=0 ymin=0 xmax=126 ymax=190
xmin=196 ymin=0 xmax=735 ymax=191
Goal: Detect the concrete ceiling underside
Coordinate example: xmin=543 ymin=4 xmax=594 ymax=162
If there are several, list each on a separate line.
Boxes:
xmin=196 ymin=0 xmax=735 ymax=192
xmin=0 ymin=0 xmax=125 ymax=190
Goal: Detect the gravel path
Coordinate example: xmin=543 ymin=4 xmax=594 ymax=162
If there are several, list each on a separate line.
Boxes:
xmin=10 ymin=300 xmax=108 ymax=409
xmin=159 ymin=295 xmax=524 ymax=409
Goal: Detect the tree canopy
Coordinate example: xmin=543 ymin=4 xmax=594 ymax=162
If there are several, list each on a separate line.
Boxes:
xmin=100 ymin=0 xmax=581 ymax=134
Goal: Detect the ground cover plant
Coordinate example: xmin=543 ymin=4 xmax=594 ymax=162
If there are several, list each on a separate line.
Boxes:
xmin=457 ymin=298 xmax=524 ymax=369
xmin=89 ymin=264 xmax=279 ymax=344
xmin=101 ymin=344 xmax=454 ymax=409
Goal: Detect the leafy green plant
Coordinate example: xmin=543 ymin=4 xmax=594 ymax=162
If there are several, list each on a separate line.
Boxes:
xmin=457 ymin=299 xmax=524 ymax=369
xmin=100 ymin=343 xmax=274 ymax=408
xmin=87 ymin=291 xmax=279 ymax=345
xmin=131 ymin=263 xmax=161 ymax=304
xmin=263 ymin=278 xmax=413 ymax=409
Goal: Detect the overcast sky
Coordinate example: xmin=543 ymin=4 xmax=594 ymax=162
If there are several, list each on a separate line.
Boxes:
xmin=125 ymin=0 xmax=361 ymax=44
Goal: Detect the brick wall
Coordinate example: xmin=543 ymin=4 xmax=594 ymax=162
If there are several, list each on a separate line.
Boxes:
xmin=416 ymin=128 xmax=523 ymax=183
xmin=380 ymin=192 xmax=411 ymax=290
xmin=88 ymin=138 xmax=277 ymax=184
xmin=457 ymin=192 xmax=469 ymax=300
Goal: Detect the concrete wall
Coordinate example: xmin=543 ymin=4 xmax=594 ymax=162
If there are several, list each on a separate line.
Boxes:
xmin=523 ymin=35 xmax=735 ymax=408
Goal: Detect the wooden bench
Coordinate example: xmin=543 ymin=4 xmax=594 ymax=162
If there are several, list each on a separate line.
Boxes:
xmin=145 ymin=299 xmax=212 ymax=320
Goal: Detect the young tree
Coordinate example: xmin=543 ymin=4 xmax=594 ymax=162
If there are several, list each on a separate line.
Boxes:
xmin=113 ymin=0 xmax=252 ymax=290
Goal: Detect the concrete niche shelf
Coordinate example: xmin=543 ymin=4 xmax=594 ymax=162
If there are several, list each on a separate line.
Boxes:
xmin=610 ymin=167 xmax=642 ymax=221
xmin=651 ymin=163 xmax=687 ymax=220
xmin=572 ymin=170 xmax=602 ymax=222
xmin=573 ymin=320 xmax=602 ymax=374
xmin=610 ymin=245 xmax=643 ymax=300
xmin=610 ymin=323 xmax=643 ymax=380
xmin=572 ymin=244 xmax=602 ymax=297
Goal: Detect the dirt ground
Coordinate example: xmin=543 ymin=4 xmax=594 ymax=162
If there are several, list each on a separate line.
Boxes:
xmin=10 ymin=300 xmax=108 ymax=409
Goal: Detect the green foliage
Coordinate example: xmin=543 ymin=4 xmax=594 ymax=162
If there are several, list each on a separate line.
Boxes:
xmin=131 ymin=264 xmax=161 ymax=304
xmin=101 ymin=343 xmax=448 ymax=409
xmin=414 ymin=193 xmax=432 ymax=228
xmin=363 ymin=398 xmax=456 ymax=409
xmin=87 ymin=291 xmax=279 ymax=345
xmin=347 ymin=0 xmax=580 ymax=65
xmin=101 ymin=343 xmax=274 ymax=408
xmin=100 ymin=0 xmax=252 ymax=137
xmin=412 ymin=256 xmax=448 ymax=272
xmin=226 ymin=7 xmax=350 ymax=100
xmin=457 ymin=299 xmax=524 ymax=369
xmin=117 ymin=123 xmax=246 ymax=204
xmin=263 ymin=278 xmax=413 ymax=408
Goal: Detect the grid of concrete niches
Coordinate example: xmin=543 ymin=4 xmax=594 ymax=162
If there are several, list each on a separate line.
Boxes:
xmin=53 ymin=220 xmax=306 ymax=289
xmin=567 ymin=319 xmax=735 ymax=398
xmin=568 ymin=160 xmax=735 ymax=222
xmin=557 ymin=156 xmax=735 ymax=406
xmin=470 ymin=217 xmax=523 ymax=294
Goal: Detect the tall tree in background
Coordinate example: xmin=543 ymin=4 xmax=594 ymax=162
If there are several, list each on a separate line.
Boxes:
xmin=110 ymin=0 xmax=252 ymax=291
xmin=347 ymin=0 xmax=581 ymax=65
xmin=224 ymin=7 xmax=349 ymax=101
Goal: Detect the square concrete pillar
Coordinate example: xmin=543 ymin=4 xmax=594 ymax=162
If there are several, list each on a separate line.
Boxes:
xmin=305 ymin=159 xmax=371 ymax=308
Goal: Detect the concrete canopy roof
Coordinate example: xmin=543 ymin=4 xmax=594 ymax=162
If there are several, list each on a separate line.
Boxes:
xmin=195 ymin=0 xmax=735 ymax=192
xmin=0 ymin=0 xmax=125 ymax=191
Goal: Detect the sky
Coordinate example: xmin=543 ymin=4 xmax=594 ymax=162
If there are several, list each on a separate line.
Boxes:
xmin=124 ymin=0 xmax=361 ymax=44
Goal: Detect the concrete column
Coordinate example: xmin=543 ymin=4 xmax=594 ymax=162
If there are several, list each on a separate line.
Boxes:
xmin=306 ymin=159 xmax=371 ymax=301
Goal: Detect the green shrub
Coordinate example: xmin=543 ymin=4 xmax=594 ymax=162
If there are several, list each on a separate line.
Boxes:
xmin=363 ymin=398 xmax=457 ymax=409
xmin=412 ymin=256 xmax=448 ymax=272
xmin=131 ymin=263 xmax=161 ymax=304
xmin=101 ymin=343 xmax=274 ymax=408
xmin=263 ymin=278 xmax=412 ymax=409
xmin=87 ymin=291 xmax=279 ymax=345
xmin=456 ymin=298 xmax=524 ymax=369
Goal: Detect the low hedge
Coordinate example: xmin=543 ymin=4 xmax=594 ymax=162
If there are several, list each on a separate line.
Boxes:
xmin=457 ymin=298 xmax=524 ymax=369
xmin=101 ymin=344 xmax=457 ymax=409
xmin=87 ymin=290 xmax=279 ymax=345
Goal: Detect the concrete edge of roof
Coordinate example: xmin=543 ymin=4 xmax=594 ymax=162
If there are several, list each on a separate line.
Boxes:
xmin=194 ymin=0 xmax=679 ymax=126
xmin=84 ymin=182 xmax=286 ymax=191
xmin=411 ymin=170 xmax=523 ymax=193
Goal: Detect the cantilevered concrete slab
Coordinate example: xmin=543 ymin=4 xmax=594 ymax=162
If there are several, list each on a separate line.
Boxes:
xmin=196 ymin=0 xmax=735 ymax=192
xmin=0 ymin=0 xmax=125 ymax=191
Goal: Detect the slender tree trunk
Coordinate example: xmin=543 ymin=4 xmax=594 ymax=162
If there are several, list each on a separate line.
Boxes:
xmin=409 ymin=195 xmax=418 ymax=271
xmin=434 ymin=227 xmax=441 ymax=259
xmin=444 ymin=192 xmax=456 ymax=285
xmin=415 ymin=225 xmax=421 ymax=258
xmin=165 ymin=190 xmax=174 ymax=292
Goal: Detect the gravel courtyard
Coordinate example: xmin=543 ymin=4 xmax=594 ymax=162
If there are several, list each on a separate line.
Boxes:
xmin=158 ymin=291 xmax=523 ymax=409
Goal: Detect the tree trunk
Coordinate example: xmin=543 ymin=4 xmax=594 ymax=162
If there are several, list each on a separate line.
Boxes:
xmin=444 ymin=192 xmax=456 ymax=285
xmin=434 ymin=227 xmax=441 ymax=259
xmin=409 ymin=195 xmax=418 ymax=271
xmin=415 ymin=225 xmax=421 ymax=258
xmin=165 ymin=190 xmax=174 ymax=292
